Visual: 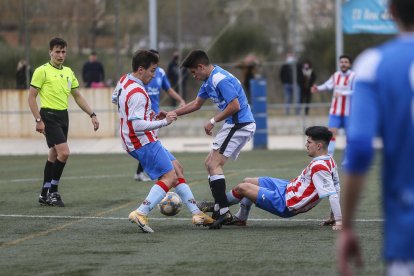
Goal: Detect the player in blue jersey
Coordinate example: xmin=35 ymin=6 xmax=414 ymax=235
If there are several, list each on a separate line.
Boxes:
xmin=173 ymin=50 xmax=256 ymax=229
xmin=337 ymin=1 xmax=414 ymax=275
xmin=133 ymin=49 xmax=186 ymax=181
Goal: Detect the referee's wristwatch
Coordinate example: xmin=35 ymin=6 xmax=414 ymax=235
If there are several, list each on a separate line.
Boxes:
xmin=35 ymin=118 xmax=42 ymax=123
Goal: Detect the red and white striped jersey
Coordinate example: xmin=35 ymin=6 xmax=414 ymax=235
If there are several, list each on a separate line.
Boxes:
xmin=114 ymin=74 xmax=157 ymax=152
xmin=317 ymin=70 xmax=356 ymax=116
xmin=285 ymin=155 xmax=340 ymax=214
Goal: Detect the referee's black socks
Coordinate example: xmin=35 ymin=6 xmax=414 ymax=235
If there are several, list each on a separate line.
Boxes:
xmin=41 ymin=160 xmax=54 ymax=197
xmin=49 ymin=159 xmax=66 ymax=193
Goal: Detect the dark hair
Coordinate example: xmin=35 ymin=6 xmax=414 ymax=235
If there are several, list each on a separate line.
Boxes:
xmin=149 ymin=49 xmax=159 ymax=55
xmin=49 ymin=37 xmax=67 ymax=50
xmin=91 ymin=51 xmax=97 ymax=56
xmin=132 ymin=50 xmax=159 ymax=72
xmin=339 ymin=54 xmax=352 ymax=64
xmin=305 ymin=126 xmax=333 ymax=148
xmin=391 ymin=0 xmax=414 ymax=26
xmin=181 ymin=50 xmax=210 ymax=69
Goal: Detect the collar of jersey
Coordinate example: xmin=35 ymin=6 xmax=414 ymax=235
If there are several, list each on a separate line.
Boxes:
xmin=340 ymin=69 xmax=352 ymax=76
xmin=312 ymin=155 xmax=331 ymax=161
xmin=48 ymin=62 xmax=63 ymax=70
xmin=127 ymin=73 xmax=144 ymax=86
xmin=206 ymin=65 xmax=218 ymax=82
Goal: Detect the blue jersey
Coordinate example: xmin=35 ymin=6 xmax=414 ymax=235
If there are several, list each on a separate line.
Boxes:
xmin=198 ymin=65 xmax=254 ymax=124
xmin=345 ymin=35 xmax=414 ymax=260
xmin=146 ymin=67 xmax=171 ymax=114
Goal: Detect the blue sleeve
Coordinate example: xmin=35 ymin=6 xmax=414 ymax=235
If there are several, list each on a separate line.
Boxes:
xmin=197 ymin=85 xmax=209 ymax=99
xmin=344 ymin=81 xmax=379 ymax=173
xmin=161 ymin=74 xmax=171 ymax=92
xmin=217 ymin=79 xmax=238 ymax=104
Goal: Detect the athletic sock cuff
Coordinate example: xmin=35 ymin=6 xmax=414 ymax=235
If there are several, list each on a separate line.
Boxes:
xmin=176 ymin=178 xmax=186 ymax=187
xmin=210 ymin=174 xmax=225 ymax=181
xmin=156 ymin=181 xmax=169 ymax=193
xmin=232 ymin=189 xmax=243 ymax=200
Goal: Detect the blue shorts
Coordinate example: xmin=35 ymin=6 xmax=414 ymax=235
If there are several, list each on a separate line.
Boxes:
xmin=128 ymin=141 xmax=176 ymax=180
xmin=256 ymin=177 xmax=295 ymax=218
xmin=328 ymin=115 xmax=348 ymax=129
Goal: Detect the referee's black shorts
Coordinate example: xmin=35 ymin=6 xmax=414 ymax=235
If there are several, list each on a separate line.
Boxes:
xmin=40 ymin=108 xmax=69 ymax=148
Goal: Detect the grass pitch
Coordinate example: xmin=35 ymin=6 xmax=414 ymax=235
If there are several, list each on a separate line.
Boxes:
xmin=0 ymin=150 xmax=383 ymax=275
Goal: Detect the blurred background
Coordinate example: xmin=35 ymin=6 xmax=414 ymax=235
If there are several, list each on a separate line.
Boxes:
xmin=0 ymin=0 xmax=395 ymax=139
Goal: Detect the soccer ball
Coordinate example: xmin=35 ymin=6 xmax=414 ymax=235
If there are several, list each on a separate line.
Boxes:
xmin=158 ymin=192 xmax=182 ymax=216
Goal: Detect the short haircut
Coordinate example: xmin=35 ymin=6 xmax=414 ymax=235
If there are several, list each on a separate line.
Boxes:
xmin=49 ymin=37 xmax=67 ymax=50
xmin=305 ymin=126 xmax=333 ymax=148
xmin=132 ymin=50 xmax=159 ymax=72
xmin=181 ymin=50 xmax=210 ymax=69
xmin=339 ymin=54 xmax=352 ymax=64
xmin=149 ymin=49 xmax=159 ymax=55
xmin=391 ymin=0 xmax=414 ymax=26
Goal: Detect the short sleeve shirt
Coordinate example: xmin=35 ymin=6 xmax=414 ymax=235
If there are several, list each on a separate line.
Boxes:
xmin=31 ymin=62 xmax=79 ymax=110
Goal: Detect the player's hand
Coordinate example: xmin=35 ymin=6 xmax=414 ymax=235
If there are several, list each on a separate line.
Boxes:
xmin=337 ymin=228 xmax=363 ymax=276
xmin=91 ymin=116 xmax=99 ymax=131
xmin=204 ymin=121 xmax=214 ymax=136
xmin=334 ymin=91 xmax=341 ymax=98
xmin=36 ymin=121 xmax=45 ymax=134
xmin=165 ymin=111 xmax=177 ymax=125
xmin=311 ymin=85 xmax=318 ymax=93
xmin=156 ymin=110 xmax=167 ymax=120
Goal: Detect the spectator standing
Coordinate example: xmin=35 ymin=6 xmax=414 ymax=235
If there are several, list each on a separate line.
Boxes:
xmin=300 ymin=60 xmax=316 ymax=116
xmin=237 ymin=54 xmax=259 ymax=103
xmin=16 ymin=59 xmax=32 ymax=89
xmin=167 ymin=51 xmax=188 ymax=104
xmin=82 ymin=51 xmax=105 ymax=88
xmin=279 ymin=54 xmax=303 ymax=115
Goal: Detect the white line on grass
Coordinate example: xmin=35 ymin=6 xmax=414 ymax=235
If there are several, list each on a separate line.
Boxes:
xmin=0 ymin=168 xmax=288 ymax=184
xmin=0 ymin=214 xmax=384 ymax=222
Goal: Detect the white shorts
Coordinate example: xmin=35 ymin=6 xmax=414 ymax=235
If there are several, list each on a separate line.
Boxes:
xmin=212 ymin=122 xmax=256 ymax=160
xmin=387 ymin=261 xmax=414 ymax=276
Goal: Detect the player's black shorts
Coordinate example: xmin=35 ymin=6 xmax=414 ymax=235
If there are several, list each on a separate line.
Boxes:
xmin=40 ymin=108 xmax=69 ymax=148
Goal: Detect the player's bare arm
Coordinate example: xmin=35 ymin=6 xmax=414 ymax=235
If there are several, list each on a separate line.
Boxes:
xmin=28 ymin=87 xmax=45 ymax=134
xmin=204 ymin=98 xmax=241 ymax=136
xmin=174 ymin=96 xmax=206 ymax=116
xmin=337 ymin=174 xmax=365 ymax=274
xmin=71 ymin=89 xmax=100 ymax=131
xmin=167 ymin=88 xmax=186 ymax=107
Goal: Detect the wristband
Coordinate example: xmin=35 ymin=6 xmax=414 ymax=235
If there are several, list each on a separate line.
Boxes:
xmin=90 ymin=112 xmax=96 ymax=118
xmin=210 ymin=118 xmax=216 ymax=125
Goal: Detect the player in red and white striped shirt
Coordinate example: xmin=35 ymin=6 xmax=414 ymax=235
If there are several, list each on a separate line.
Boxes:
xmin=311 ymin=55 xmax=355 ymax=157
xmin=199 ymin=126 xmax=342 ymax=230
xmin=113 ymin=50 xmax=214 ymax=233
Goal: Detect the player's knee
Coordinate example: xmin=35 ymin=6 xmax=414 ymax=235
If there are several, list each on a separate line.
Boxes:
xmin=173 ymin=161 xmax=184 ymax=175
xmin=58 ymin=149 xmax=70 ymax=161
xmin=244 ymin=177 xmax=255 ymax=183
xmin=235 ymin=182 xmax=249 ymax=195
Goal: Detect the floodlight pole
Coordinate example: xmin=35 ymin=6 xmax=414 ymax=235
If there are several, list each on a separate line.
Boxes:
xmin=23 ymin=0 xmax=30 ymax=89
xmin=335 ymin=0 xmax=344 ymax=70
xmin=291 ymin=0 xmax=299 ymax=116
xmin=177 ymin=0 xmax=183 ymax=98
xmin=149 ymin=0 xmax=157 ymax=49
